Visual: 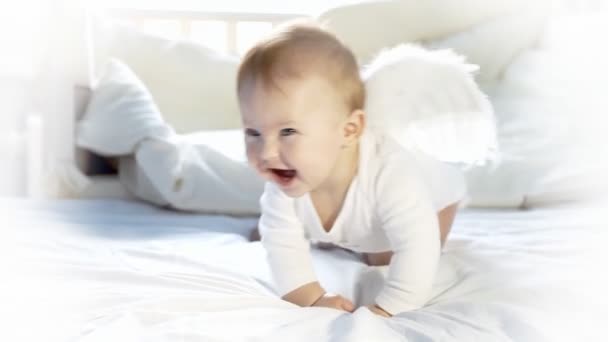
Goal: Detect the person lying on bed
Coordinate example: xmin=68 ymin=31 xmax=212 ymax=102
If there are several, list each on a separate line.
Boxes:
xmin=236 ymin=22 xmax=465 ymax=317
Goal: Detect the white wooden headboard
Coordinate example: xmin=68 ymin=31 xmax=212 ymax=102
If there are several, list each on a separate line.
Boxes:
xmin=31 ymin=2 xmax=95 ymax=198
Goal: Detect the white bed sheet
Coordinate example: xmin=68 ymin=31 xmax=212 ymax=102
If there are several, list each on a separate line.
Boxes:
xmin=1 ymin=198 xmax=607 ymax=342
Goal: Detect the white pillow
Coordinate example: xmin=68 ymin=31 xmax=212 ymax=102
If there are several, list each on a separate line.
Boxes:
xmin=318 ymin=0 xmax=531 ymax=64
xmin=93 ymin=22 xmax=241 ymax=133
xmin=77 ymin=59 xmax=172 ymax=154
xmin=77 ymin=59 xmax=264 ymax=215
xmin=427 ymin=4 xmax=548 ymax=86
xmin=464 ymin=18 xmax=608 ymax=208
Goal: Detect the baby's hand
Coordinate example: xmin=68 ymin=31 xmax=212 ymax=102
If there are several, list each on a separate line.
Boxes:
xmin=367 ymin=304 xmax=392 ymax=317
xmin=312 ymin=293 xmax=355 ymax=312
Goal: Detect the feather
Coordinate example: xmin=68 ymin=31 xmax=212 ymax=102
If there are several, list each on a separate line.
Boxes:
xmin=363 ymin=44 xmax=498 ymax=165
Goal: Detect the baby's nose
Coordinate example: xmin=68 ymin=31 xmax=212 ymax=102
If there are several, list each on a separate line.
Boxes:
xmin=260 ymin=140 xmax=279 ymax=162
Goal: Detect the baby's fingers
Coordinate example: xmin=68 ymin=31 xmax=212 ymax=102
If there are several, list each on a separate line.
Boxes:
xmin=340 ymin=298 xmax=355 ymax=312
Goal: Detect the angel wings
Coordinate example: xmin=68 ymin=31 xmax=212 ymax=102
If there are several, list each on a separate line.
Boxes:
xmin=363 ymin=44 xmax=498 ymax=165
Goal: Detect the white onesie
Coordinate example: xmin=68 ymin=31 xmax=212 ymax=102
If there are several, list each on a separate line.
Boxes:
xmin=259 ymin=127 xmax=466 ymax=314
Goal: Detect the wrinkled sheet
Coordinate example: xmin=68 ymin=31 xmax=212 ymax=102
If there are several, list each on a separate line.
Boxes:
xmin=1 ymin=198 xmax=606 ymax=342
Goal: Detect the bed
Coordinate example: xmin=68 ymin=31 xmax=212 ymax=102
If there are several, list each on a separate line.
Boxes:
xmin=6 ymin=1 xmax=608 ymax=341
xmin=3 ymin=198 xmax=606 ymax=341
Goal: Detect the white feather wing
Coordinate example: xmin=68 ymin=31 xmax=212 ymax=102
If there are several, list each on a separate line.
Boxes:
xmin=363 ymin=44 xmax=498 ymax=165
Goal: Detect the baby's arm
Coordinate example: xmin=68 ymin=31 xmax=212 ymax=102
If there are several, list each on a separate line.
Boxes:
xmin=438 ymin=202 xmax=459 ymax=246
xmin=283 ymin=283 xmax=354 ymax=311
xmin=373 ymin=158 xmax=441 ymax=316
xmin=260 ymin=183 xmax=353 ymax=312
xmin=281 ymin=282 xmax=325 ymax=306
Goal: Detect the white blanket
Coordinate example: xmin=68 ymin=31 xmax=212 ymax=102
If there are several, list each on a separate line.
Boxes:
xmin=3 ymin=198 xmax=606 ymax=341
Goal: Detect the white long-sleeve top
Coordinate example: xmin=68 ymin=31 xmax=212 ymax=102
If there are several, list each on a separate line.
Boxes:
xmin=259 ymin=128 xmax=466 ymax=315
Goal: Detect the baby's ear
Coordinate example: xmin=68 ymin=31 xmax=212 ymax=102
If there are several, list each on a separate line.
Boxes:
xmin=343 ymin=109 xmax=365 ymax=144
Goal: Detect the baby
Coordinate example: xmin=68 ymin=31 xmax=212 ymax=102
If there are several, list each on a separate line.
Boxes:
xmin=236 ymin=22 xmax=465 ymax=317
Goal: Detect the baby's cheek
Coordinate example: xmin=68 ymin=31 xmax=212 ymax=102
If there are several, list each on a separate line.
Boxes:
xmin=245 ymin=148 xmax=259 ymax=168
xmin=288 ymin=139 xmax=308 ymax=158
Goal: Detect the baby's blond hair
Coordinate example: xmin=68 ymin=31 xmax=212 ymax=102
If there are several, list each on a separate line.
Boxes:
xmin=237 ymin=21 xmax=365 ymax=112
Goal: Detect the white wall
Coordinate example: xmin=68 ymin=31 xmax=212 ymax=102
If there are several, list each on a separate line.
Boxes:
xmin=96 ymin=0 xmax=362 ymax=15
xmin=0 ymin=77 xmax=28 ymax=196
xmin=0 ymin=1 xmax=49 ymax=196
xmin=0 ymin=0 xmax=84 ymax=197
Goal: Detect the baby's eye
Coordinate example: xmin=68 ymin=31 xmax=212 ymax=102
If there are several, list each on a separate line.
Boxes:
xmin=280 ymin=128 xmax=297 ymax=137
xmin=245 ymin=128 xmax=261 ymax=137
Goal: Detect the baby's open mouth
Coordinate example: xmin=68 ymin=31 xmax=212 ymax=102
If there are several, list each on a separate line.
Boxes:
xmin=270 ymin=168 xmax=297 ymax=185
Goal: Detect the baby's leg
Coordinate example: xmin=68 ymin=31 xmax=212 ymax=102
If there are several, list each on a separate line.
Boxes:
xmin=364 ymin=202 xmax=459 ymax=266
xmin=437 ymin=202 xmax=459 ymax=245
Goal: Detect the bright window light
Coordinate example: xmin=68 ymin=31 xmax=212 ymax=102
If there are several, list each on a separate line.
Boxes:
xmin=142 ymin=19 xmax=182 ymax=40
xmin=236 ymin=21 xmax=273 ymax=55
xmin=191 ymin=21 xmax=228 ymax=52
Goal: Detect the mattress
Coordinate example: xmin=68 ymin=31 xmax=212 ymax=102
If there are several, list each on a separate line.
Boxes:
xmin=2 ymin=198 xmax=606 ymax=341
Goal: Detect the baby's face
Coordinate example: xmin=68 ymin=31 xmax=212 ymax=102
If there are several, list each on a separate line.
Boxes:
xmin=240 ymin=75 xmax=350 ymax=197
